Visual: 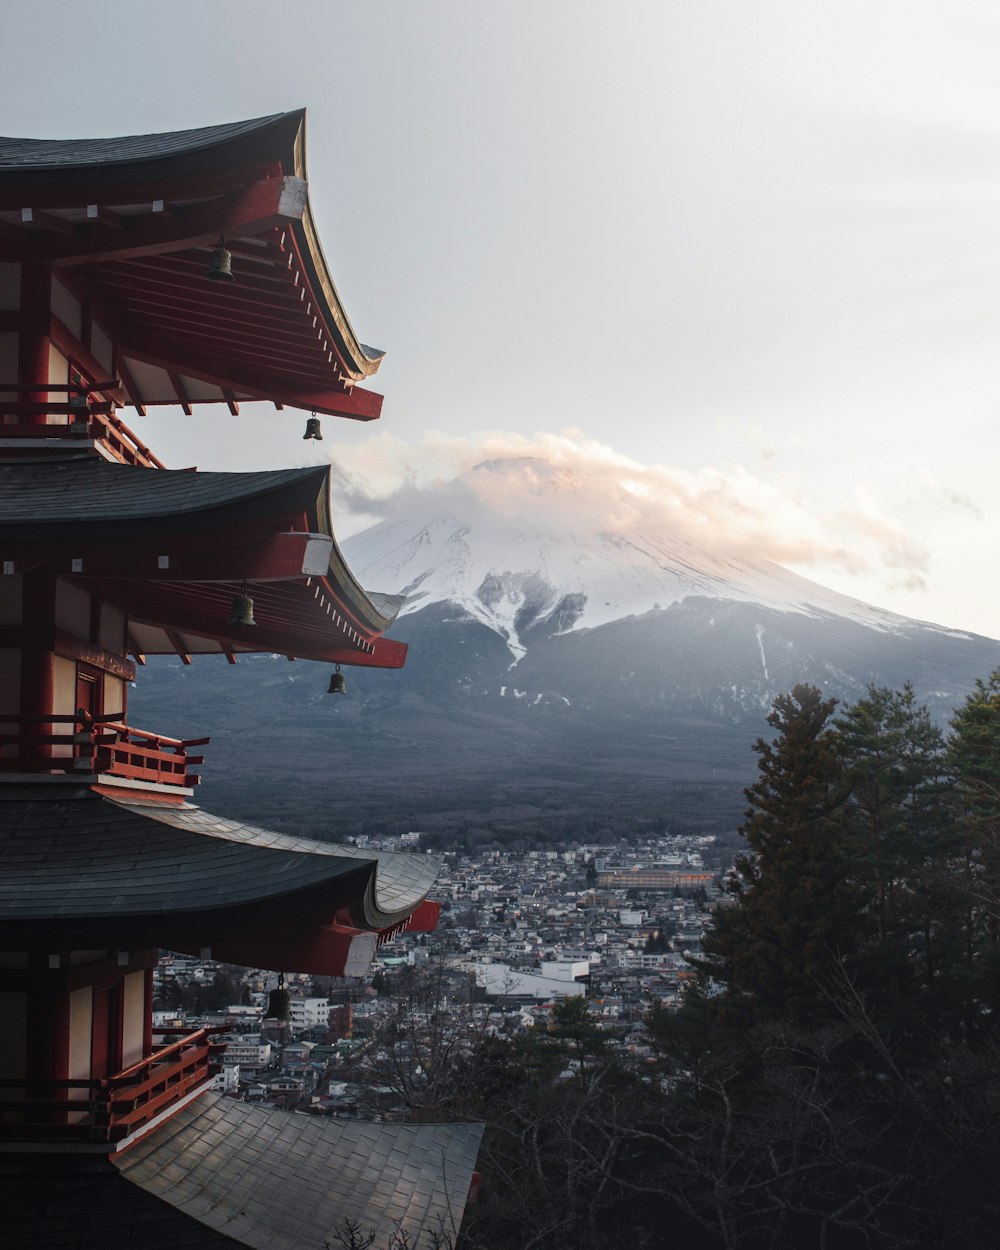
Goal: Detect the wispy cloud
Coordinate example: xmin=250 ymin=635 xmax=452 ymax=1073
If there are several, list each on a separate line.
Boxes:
xmin=325 ymin=427 xmax=934 ymax=589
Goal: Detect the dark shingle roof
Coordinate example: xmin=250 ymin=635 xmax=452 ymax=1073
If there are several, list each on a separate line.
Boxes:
xmin=0 ymin=114 xmax=292 ymax=172
xmin=0 ymin=791 xmax=439 ymax=934
xmin=139 ymin=800 xmax=441 ymax=925
xmin=117 ymin=1094 xmax=484 ymax=1250
xmin=1 ymin=1152 xmax=243 ymax=1249
xmin=0 ymin=460 xmax=325 ymax=529
xmin=0 ymin=791 xmax=375 ymax=921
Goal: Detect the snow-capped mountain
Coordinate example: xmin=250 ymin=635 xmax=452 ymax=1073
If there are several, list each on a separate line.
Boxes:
xmin=129 ymin=457 xmax=1000 ymax=840
xmin=344 ymin=456 xmax=970 ymax=663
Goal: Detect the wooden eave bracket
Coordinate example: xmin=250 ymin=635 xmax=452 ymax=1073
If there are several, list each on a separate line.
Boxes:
xmin=1 ymin=176 xmax=308 ymax=266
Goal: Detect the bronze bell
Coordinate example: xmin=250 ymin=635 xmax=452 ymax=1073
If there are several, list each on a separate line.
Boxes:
xmin=327 ymin=663 xmax=346 ymax=695
xmin=266 ymin=976 xmax=291 ymax=1022
xmin=206 ymin=236 xmax=234 ymax=281
xmin=227 ymin=581 xmax=256 ymax=627
xmin=303 ymin=416 xmax=323 ymax=441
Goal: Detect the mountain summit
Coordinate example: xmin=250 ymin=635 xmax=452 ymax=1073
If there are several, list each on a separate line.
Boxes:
xmin=345 ymin=457 xmax=938 ymax=660
xmin=343 ymin=456 xmax=984 ymax=704
xmin=132 ymin=457 xmax=1000 ymax=840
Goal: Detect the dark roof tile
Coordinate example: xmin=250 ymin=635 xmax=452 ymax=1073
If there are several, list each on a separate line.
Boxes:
xmin=0 ymin=114 xmax=291 ymax=172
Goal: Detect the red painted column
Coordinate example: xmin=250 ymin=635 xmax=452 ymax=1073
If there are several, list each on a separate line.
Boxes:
xmin=19 ymin=575 xmax=57 ymax=765
xmin=24 ymin=954 xmax=70 ymax=1123
xmin=17 ymin=264 xmax=52 ymax=423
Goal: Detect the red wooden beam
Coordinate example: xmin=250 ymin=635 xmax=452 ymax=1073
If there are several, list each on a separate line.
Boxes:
xmin=105 ymin=303 xmax=334 ymax=362
xmin=116 ymin=342 xmax=383 ymax=420
xmin=48 ymin=315 xmax=126 ymax=407
xmin=164 ymin=630 xmax=192 ymax=664
xmin=73 ymin=533 xmax=334 ymax=582
xmin=166 ymin=372 xmax=193 ymax=416
xmin=175 ymin=922 xmax=379 ymax=978
xmin=97 ymin=255 xmax=297 ymax=301
xmin=86 ymin=281 xmax=311 ymax=333
xmin=21 ymin=207 xmax=75 ymax=235
xmin=111 ymin=587 xmax=407 ymax=667
xmin=0 ymin=176 xmax=307 ymax=267
xmin=114 ymin=355 xmax=147 ymax=417
xmin=86 ymin=204 xmax=124 ymax=228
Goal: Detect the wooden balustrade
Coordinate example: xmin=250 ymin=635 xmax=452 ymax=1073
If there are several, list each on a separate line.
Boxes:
xmin=0 ymin=1028 xmax=226 ymax=1143
xmin=0 ymin=382 xmax=163 ymax=468
xmin=0 ymin=713 xmax=206 ymax=788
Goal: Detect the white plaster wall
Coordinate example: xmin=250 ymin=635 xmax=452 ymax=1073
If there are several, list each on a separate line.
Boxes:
xmin=54 ymin=580 xmax=90 ymax=639
xmin=68 ymin=986 xmax=93 ymax=1080
xmin=121 ymin=970 xmax=146 ymax=1069
xmin=104 ymin=674 xmax=125 ymax=720
xmin=99 ymin=602 xmax=125 ymax=655
xmin=67 ymin=986 xmax=94 ymax=1123
xmin=50 ymin=277 xmax=81 ymax=339
xmin=91 ymin=323 xmax=113 ymax=373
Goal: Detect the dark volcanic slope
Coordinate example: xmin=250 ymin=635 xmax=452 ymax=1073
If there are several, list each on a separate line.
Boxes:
xmin=128 ymin=597 xmax=1000 ymax=843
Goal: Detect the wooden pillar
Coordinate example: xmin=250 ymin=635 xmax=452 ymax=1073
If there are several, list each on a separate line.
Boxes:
xmin=18 ymin=574 xmax=56 ymax=764
xmin=24 ymin=954 xmax=71 ymax=1120
xmin=18 ymin=264 xmax=51 ymax=421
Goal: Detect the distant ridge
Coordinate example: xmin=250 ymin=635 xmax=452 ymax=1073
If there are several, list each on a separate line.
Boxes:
xmin=131 ymin=457 xmax=1000 ymax=840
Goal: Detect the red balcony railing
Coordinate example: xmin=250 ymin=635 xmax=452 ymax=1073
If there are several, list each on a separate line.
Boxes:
xmin=0 ymin=712 xmax=207 ymax=789
xmin=0 ymin=1027 xmax=226 ymax=1144
xmin=0 ymin=381 xmax=164 ymax=468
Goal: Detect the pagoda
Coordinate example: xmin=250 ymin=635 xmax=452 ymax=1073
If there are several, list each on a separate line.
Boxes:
xmin=0 ymin=112 xmax=481 ymax=1248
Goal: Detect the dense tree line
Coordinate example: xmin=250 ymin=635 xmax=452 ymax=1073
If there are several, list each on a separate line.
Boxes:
xmin=403 ymin=675 xmax=1000 ymax=1250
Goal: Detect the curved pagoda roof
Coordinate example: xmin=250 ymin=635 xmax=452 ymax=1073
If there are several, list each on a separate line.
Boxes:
xmin=0 ymin=111 xmax=384 ymax=419
xmin=0 ymin=788 xmax=439 ymax=974
xmin=0 ymin=458 xmax=406 ymax=665
xmin=1 ymin=1099 xmax=484 ymax=1250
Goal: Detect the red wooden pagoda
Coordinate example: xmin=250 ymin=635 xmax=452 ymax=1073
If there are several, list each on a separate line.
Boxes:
xmin=0 ymin=112 xmax=480 ymax=1248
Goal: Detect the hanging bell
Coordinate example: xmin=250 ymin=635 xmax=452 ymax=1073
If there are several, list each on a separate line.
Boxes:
xmin=266 ymin=975 xmax=291 ymax=1022
xmin=227 ymin=581 xmax=256 ymax=627
xmin=327 ymin=663 xmax=346 ymax=695
xmin=206 ymin=236 xmax=235 ymax=281
xmin=303 ymin=416 xmax=323 ymax=441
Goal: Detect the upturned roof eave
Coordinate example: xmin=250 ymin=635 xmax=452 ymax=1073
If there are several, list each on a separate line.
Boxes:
xmin=0 ymin=109 xmax=383 ymax=386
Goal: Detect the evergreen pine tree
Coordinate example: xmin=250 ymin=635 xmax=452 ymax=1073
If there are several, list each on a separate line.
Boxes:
xmin=835 ymin=684 xmax=953 ymax=1016
xmin=948 ymin=669 xmax=1000 ymax=1017
xmin=702 ymin=684 xmax=857 ymax=1028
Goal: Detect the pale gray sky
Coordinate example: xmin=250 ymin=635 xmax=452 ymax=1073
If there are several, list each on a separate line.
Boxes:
xmin=4 ymin=2 xmax=1000 ymax=634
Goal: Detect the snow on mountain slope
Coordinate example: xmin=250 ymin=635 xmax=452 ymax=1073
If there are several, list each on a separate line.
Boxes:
xmin=343 ymin=457 xmax=939 ymax=657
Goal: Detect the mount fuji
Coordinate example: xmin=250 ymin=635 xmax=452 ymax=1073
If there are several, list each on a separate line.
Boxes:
xmin=131 ymin=457 xmax=1000 ymax=841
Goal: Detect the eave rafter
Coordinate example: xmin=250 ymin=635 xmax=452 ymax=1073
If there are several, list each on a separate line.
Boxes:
xmin=2 ymin=521 xmax=400 ymax=664
xmin=0 ymin=175 xmax=307 ymax=267
xmin=0 ymin=109 xmax=386 ymax=420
